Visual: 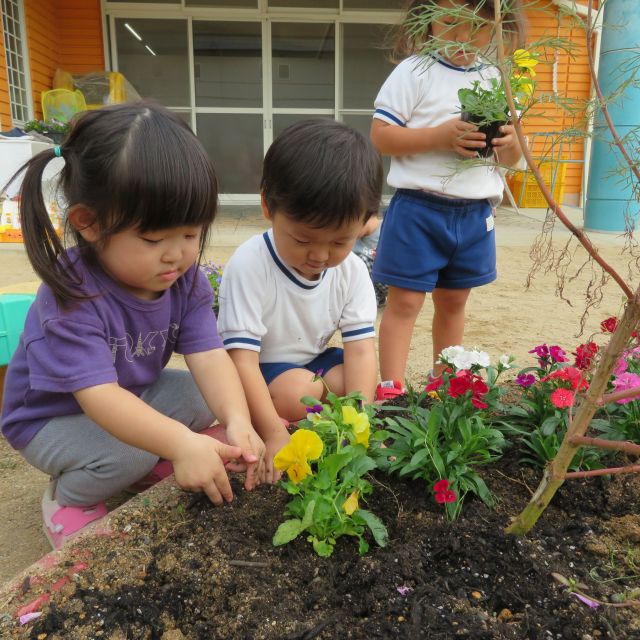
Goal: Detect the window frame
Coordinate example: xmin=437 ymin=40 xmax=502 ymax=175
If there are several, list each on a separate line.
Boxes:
xmin=1 ymin=0 xmax=34 ymax=126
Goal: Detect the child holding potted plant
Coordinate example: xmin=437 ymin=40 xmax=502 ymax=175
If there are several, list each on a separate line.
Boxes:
xmin=217 ymin=119 xmax=382 ymax=483
xmin=371 ymin=0 xmax=526 ymax=400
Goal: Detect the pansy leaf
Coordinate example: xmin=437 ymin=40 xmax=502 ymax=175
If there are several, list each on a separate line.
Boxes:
xmin=347 ymin=454 xmax=377 ymax=477
xmin=323 ymin=452 xmax=351 ymax=480
xmin=301 ymin=499 xmax=316 ymax=530
xmin=300 ymin=395 xmax=323 ymax=408
xmin=358 ymin=537 xmax=370 ymax=555
xmin=273 ymin=519 xmax=303 ymax=546
xmin=311 ymin=537 xmax=335 ymax=557
xmin=355 ymin=509 xmax=388 ymax=548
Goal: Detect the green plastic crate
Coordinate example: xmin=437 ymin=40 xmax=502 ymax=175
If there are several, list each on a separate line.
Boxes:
xmin=0 ymin=293 xmax=35 ymax=366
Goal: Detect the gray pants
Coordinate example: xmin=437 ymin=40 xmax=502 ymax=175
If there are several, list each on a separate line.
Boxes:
xmin=22 ymin=369 xmax=214 ymax=506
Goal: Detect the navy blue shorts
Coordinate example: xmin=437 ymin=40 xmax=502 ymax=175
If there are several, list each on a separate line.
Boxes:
xmin=372 ymin=189 xmax=497 ymax=292
xmin=259 ymin=347 xmax=344 ymax=386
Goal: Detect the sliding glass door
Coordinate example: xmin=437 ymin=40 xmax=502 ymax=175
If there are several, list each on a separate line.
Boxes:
xmin=110 ymin=8 xmax=395 ymax=201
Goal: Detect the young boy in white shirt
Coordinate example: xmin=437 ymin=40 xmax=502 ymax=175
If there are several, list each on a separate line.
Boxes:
xmin=217 ymin=119 xmax=383 ymax=482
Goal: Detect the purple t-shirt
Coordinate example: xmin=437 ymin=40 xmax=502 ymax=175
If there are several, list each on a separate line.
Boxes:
xmin=1 ymin=249 xmax=222 ymax=449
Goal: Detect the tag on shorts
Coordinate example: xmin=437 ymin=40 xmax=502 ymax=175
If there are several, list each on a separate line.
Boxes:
xmin=486 ymin=215 xmax=495 ymax=232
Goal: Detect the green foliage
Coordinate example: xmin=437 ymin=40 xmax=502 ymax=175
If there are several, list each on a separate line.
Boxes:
xmin=272 ymin=393 xmax=388 ymax=557
xmin=375 ymin=349 xmax=513 ymax=520
xmin=24 ymin=119 xmax=70 ymax=135
xmin=458 ymin=79 xmax=511 ymax=125
xmin=200 ymin=261 xmax=223 ymax=313
xmin=377 ymin=386 xmax=505 ymax=520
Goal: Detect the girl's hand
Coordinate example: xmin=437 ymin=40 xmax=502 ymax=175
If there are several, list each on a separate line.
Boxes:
xmin=433 ymin=117 xmax=487 ymax=158
xmin=263 ymin=429 xmax=291 ymax=484
xmin=172 ymin=431 xmax=244 ymax=506
xmin=491 ymin=124 xmax=518 ymax=151
xmin=225 ymin=421 xmax=266 ymax=490
xmin=491 ymin=124 xmax=523 ymax=166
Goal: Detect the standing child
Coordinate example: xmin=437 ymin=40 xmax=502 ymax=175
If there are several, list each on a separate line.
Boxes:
xmin=0 ymin=103 xmax=266 ymax=549
xmin=217 ymin=119 xmax=382 ymax=482
xmin=371 ymin=0 xmax=526 ymax=399
xmin=352 ymin=216 xmax=388 ymax=307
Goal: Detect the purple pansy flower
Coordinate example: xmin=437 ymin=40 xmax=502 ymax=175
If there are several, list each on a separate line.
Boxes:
xmin=306 ymin=404 xmax=324 ymax=414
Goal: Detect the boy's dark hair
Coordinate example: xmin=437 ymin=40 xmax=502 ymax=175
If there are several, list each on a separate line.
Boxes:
xmin=261 ymin=119 xmax=383 ymax=228
xmin=391 ymin=0 xmax=527 ymax=62
xmin=6 ymin=102 xmax=218 ymax=305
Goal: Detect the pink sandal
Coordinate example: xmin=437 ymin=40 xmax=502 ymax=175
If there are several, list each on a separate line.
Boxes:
xmin=127 ymin=423 xmax=235 ymax=493
xmin=42 ymin=483 xmax=108 ymax=550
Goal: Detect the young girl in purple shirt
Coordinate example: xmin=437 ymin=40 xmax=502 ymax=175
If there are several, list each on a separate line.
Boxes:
xmin=1 ymin=103 xmax=266 ymax=549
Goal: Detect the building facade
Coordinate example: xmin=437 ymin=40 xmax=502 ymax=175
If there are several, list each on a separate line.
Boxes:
xmin=1 ymin=0 xmax=592 ymax=205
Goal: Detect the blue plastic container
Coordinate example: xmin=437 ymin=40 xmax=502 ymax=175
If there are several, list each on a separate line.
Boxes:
xmin=0 ymin=293 xmax=35 ymax=366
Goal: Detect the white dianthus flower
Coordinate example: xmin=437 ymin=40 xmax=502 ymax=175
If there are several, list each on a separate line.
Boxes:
xmin=439 ymin=345 xmax=465 ymax=364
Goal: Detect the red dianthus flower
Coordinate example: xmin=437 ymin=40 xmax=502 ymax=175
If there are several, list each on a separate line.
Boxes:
xmin=550 ymin=387 xmax=575 ymax=408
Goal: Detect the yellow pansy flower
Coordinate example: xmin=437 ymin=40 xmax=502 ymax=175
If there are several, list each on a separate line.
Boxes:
xmin=273 ymin=429 xmax=323 ymax=484
xmin=342 ymin=406 xmax=370 ymax=448
xmin=342 ymin=491 xmax=359 ymax=516
xmin=512 ymin=49 xmax=538 ymax=77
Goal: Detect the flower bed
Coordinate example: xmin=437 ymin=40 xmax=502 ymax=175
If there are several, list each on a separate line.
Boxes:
xmin=1 ymin=451 xmax=638 ymax=639
xmin=2 ymin=324 xmax=640 ymax=638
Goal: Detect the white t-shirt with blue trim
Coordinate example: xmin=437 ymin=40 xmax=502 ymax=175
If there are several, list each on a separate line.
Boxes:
xmin=217 ymin=230 xmax=377 ymax=365
xmin=373 ymin=55 xmax=504 ymax=204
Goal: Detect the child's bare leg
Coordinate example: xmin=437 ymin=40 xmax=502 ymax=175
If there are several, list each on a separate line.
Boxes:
xmin=269 ymin=369 xmax=326 ymax=422
xmin=431 ymin=287 xmax=471 ymax=375
xmin=322 ymin=364 xmax=345 ymax=398
xmin=379 ymin=285 xmax=426 ymax=382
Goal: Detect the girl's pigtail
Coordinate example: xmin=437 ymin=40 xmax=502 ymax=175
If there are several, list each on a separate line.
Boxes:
xmin=11 ymin=148 xmax=82 ymax=305
xmin=388 ymin=0 xmax=431 ymax=63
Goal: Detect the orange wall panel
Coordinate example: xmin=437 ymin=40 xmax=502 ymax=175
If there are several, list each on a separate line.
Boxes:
xmin=56 ymin=0 xmax=105 ymax=75
xmin=24 ymin=0 xmax=58 ymax=120
xmin=19 ymin=0 xmax=104 ymax=120
xmin=0 ymin=12 xmax=11 ymax=130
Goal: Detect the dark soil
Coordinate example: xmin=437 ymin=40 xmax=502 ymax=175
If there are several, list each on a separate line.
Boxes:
xmin=3 ymin=436 xmax=640 ymax=638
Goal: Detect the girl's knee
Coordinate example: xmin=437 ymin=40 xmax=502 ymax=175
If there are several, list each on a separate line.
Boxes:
xmin=56 ymin=448 xmax=159 ymax=505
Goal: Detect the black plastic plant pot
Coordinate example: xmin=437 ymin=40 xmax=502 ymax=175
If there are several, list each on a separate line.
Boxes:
xmin=461 ymin=111 xmax=507 ymax=158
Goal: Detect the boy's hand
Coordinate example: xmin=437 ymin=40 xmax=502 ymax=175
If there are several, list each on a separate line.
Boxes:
xmin=432 ymin=117 xmax=486 ymax=158
xmin=225 ymin=421 xmax=266 ymax=490
xmin=263 ymin=428 xmax=291 ymax=484
xmin=172 ymin=431 xmax=243 ymax=506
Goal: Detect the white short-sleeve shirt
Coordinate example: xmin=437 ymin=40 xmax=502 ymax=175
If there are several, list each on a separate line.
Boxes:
xmin=217 ymin=230 xmax=377 ymax=364
xmin=373 ymin=55 xmax=504 ymax=204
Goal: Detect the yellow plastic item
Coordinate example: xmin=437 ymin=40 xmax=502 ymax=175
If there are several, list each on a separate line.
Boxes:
xmin=84 ymin=72 xmax=128 ymax=110
xmin=511 ymin=162 xmax=567 ymax=208
xmin=53 ymin=68 xmax=74 ymax=92
xmin=41 ymin=89 xmax=87 ymax=123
